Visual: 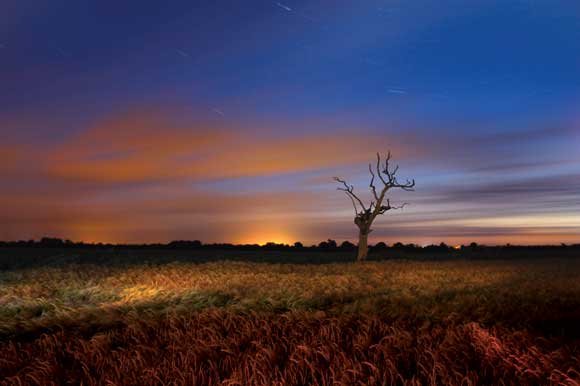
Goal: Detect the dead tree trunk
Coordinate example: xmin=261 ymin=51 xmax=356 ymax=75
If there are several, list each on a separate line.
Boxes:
xmin=334 ymin=151 xmax=415 ymax=263
xmin=357 ymin=229 xmax=369 ymax=262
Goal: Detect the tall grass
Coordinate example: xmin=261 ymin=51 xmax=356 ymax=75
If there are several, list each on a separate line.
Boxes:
xmin=1 ymin=259 xmax=580 ymax=384
xmin=2 ymin=310 xmax=579 ymax=385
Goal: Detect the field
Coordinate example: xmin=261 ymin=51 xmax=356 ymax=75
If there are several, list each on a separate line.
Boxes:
xmin=1 ymin=249 xmax=580 ymax=385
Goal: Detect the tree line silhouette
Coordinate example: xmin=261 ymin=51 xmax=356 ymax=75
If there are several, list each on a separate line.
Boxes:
xmin=0 ymin=237 xmax=577 ymax=254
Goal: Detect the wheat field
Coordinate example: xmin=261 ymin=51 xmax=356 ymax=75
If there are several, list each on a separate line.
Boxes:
xmin=1 ymin=257 xmax=580 ymax=385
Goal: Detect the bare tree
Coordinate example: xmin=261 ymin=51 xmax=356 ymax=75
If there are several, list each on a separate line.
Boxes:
xmin=334 ymin=152 xmax=415 ymax=262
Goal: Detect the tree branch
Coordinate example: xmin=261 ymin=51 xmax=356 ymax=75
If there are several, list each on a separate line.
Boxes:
xmin=391 ymin=202 xmax=409 ymax=210
xmin=376 ymin=152 xmax=388 ymax=186
xmin=378 ymin=151 xmax=415 ymax=191
xmin=368 ymin=163 xmax=379 ymax=202
xmin=334 ymin=177 xmax=366 ymax=212
xmin=394 ymin=179 xmax=415 ymax=191
xmin=376 ymin=199 xmax=408 ymax=215
xmin=335 ymin=152 xmax=414 ymax=223
xmin=344 ymin=192 xmax=358 ymax=216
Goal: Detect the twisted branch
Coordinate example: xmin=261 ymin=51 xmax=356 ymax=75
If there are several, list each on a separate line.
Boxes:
xmin=334 ymin=151 xmax=415 ymax=226
xmin=334 ymin=177 xmax=366 ymax=213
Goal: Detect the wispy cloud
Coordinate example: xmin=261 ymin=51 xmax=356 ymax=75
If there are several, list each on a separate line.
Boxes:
xmin=387 ymin=88 xmax=407 ymax=95
xmin=44 ymin=109 xmax=420 ymax=184
xmin=1 ymin=106 xmax=579 ymax=245
xmin=274 ymin=2 xmax=292 ymax=12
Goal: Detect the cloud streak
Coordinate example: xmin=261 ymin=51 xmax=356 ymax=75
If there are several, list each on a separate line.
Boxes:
xmin=43 ymin=109 xmax=421 ymax=184
xmin=0 ymin=106 xmax=579 ymax=245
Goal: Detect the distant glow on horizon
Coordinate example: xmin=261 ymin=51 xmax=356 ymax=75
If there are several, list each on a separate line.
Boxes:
xmin=235 ymin=233 xmax=296 ymax=246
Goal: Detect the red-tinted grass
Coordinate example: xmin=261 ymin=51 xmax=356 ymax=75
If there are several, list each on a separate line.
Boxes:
xmin=1 ymin=310 xmax=579 ymax=386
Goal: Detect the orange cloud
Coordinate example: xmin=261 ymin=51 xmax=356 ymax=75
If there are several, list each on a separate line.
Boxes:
xmin=6 ymin=107 xmax=577 ymax=245
xmin=1 ymin=107 xmax=421 ymax=243
xmin=46 ymin=108 xmax=419 ymax=183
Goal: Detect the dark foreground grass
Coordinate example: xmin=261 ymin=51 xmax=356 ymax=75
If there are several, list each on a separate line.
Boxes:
xmin=3 ymin=310 xmax=580 ymax=385
xmin=1 ymin=255 xmax=580 ymax=385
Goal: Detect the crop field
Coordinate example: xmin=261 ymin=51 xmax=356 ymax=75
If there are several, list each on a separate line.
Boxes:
xmin=1 ymin=252 xmax=580 ymax=385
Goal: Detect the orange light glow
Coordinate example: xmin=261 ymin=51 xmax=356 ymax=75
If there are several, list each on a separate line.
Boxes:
xmin=234 ymin=230 xmax=296 ymax=246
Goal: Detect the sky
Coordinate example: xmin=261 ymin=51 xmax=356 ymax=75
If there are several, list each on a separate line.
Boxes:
xmin=1 ymin=0 xmax=579 ymax=246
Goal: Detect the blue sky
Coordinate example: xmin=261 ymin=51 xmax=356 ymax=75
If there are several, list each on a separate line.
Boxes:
xmin=1 ymin=1 xmax=579 ymax=245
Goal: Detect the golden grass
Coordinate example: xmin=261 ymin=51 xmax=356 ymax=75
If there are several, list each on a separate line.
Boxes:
xmin=1 ymin=258 xmax=580 ymax=384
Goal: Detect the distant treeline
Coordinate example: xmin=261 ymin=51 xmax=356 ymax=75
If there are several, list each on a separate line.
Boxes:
xmin=1 ymin=237 xmax=579 ymax=269
xmin=1 ymin=237 xmax=578 ymax=253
